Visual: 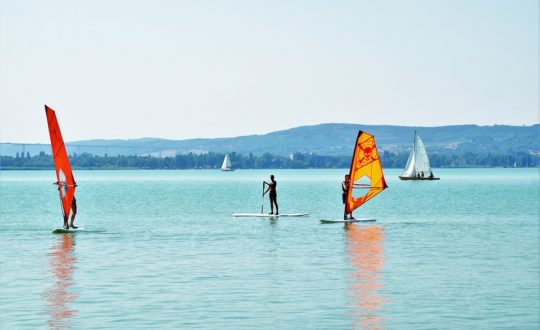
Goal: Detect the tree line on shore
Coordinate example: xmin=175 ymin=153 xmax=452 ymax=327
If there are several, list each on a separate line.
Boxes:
xmin=0 ymin=150 xmax=537 ymax=169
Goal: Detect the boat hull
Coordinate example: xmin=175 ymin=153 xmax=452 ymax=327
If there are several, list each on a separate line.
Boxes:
xmin=399 ymin=176 xmax=440 ymax=180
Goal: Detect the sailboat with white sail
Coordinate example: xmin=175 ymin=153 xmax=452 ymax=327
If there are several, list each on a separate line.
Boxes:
xmin=221 ymin=154 xmax=234 ymax=171
xmin=399 ymin=131 xmax=439 ymax=180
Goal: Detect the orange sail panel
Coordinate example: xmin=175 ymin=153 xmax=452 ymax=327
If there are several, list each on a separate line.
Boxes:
xmin=345 ymin=131 xmax=387 ymax=214
xmin=45 ymin=105 xmax=76 ymax=221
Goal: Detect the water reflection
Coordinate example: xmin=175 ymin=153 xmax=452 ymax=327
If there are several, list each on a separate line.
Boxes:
xmin=43 ymin=234 xmax=78 ymax=329
xmin=345 ymin=224 xmax=386 ymax=330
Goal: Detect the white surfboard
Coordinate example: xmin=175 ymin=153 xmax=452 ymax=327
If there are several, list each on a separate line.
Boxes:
xmin=320 ymin=219 xmax=376 ymax=224
xmin=52 ymin=227 xmax=84 ymax=234
xmin=233 ymin=213 xmax=309 ymax=218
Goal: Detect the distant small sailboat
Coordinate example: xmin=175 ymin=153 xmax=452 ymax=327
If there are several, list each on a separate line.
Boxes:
xmin=399 ymin=131 xmax=439 ymax=180
xmin=320 ymin=130 xmax=388 ymax=223
xmin=221 ymin=154 xmax=234 ymax=171
xmin=45 ymin=105 xmax=78 ymax=231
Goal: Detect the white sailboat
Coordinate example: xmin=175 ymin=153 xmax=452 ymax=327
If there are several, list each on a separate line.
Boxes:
xmin=399 ymin=131 xmax=439 ymax=180
xmin=221 ymin=154 xmax=234 ymax=171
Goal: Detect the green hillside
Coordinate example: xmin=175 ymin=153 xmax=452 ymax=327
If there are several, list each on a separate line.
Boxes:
xmin=1 ymin=123 xmax=538 ymax=157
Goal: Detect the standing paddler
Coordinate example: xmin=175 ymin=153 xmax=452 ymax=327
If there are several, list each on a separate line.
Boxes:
xmin=263 ymin=175 xmax=279 ymax=215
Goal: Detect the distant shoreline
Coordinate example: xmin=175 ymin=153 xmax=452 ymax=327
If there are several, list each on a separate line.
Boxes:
xmin=2 ymin=149 xmax=538 ymax=170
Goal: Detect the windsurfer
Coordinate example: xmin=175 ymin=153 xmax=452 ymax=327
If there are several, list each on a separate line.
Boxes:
xmin=342 ymin=174 xmax=355 ymax=220
xmin=46 ymin=106 xmax=79 ymax=231
xmin=263 ymin=175 xmax=279 ymax=215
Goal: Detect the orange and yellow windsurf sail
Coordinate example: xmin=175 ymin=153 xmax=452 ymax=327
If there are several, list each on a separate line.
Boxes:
xmin=345 ymin=131 xmax=387 ymax=214
xmin=45 ymin=105 xmax=76 ymax=222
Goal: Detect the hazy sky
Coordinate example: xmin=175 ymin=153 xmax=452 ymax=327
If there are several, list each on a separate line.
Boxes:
xmin=1 ymin=0 xmax=538 ymax=143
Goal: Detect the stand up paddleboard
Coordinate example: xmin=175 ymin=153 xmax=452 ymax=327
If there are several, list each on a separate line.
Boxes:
xmin=233 ymin=213 xmax=309 ymax=218
xmin=320 ymin=219 xmax=375 ymax=224
xmin=52 ymin=227 xmax=84 ymax=234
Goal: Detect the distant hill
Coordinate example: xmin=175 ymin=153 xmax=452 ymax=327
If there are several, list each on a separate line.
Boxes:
xmin=1 ymin=123 xmax=538 ymax=157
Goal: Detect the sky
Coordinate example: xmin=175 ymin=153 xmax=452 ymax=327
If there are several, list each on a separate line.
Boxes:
xmin=0 ymin=0 xmax=538 ymax=143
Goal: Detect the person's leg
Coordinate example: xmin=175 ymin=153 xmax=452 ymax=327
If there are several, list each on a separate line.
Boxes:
xmin=70 ymin=208 xmax=77 ymax=228
xmin=269 ymin=195 xmax=274 ymax=214
xmin=343 ymin=194 xmax=347 ymax=219
xmin=274 ymin=196 xmax=279 ymax=215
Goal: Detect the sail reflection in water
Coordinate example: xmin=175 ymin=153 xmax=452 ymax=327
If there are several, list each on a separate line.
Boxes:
xmin=346 ymin=224 xmax=386 ymax=330
xmin=43 ymin=234 xmax=78 ymax=329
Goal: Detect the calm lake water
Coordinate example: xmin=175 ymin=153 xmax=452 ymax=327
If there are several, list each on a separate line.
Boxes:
xmin=0 ymin=168 xmax=538 ymax=329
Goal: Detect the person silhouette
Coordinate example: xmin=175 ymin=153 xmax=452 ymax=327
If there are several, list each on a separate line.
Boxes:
xmin=263 ymin=175 xmax=279 ymax=215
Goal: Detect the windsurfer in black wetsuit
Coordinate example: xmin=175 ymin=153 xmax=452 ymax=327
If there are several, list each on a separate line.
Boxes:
xmin=264 ymin=175 xmax=279 ymax=215
xmin=342 ymin=174 xmax=355 ymax=220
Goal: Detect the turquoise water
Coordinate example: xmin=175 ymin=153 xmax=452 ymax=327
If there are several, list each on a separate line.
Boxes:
xmin=0 ymin=168 xmax=538 ymax=329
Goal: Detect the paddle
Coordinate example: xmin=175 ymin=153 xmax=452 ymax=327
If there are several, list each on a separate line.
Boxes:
xmin=261 ymin=181 xmax=266 ymax=214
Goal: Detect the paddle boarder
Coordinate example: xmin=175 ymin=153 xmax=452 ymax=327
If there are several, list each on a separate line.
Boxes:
xmin=263 ymin=175 xmax=279 ymax=215
xmin=342 ymin=174 xmax=355 ymax=220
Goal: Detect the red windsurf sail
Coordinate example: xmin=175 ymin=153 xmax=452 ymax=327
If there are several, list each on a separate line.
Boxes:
xmin=345 ymin=131 xmax=387 ymax=214
xmin=45 ymin=105 xmax=76 ymax=222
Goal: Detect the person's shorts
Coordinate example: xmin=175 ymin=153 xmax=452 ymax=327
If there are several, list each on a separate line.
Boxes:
xmin=269 ymin=192 xmax=277 ymax=200
xmin=342 ymin=193 xmax=347 ymax=204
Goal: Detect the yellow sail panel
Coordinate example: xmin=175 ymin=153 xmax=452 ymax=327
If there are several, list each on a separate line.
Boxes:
xmin=345 ymin=131 xmax=387 ymax=214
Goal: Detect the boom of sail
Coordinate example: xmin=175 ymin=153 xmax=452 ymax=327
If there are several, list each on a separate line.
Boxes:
xmin=399 ymin=131 xmax=439 ymax=180
xmin=221 ymin=154 xmax=234 ymax=171
xmin=45 ymin=105 xmax=77 ymax=222
xmin=345 ymin=131 xmax=388 ymax=215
